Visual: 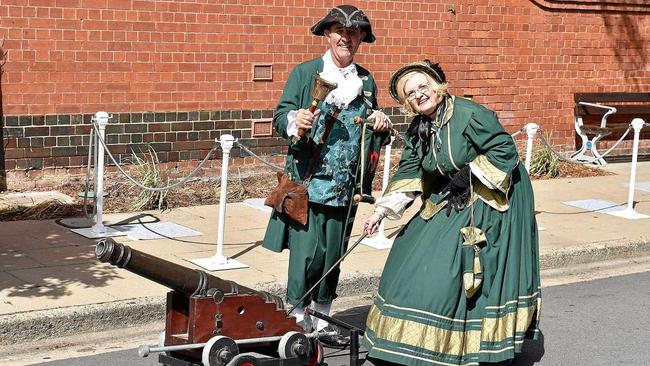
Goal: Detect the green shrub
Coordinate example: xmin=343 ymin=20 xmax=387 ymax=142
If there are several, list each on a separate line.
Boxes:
xmin=528 ymin=132 xmax=562 ymax=178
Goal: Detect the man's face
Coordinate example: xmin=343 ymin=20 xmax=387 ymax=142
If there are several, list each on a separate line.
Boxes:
xmin=324 ymin=23 xmax=365 ymax=68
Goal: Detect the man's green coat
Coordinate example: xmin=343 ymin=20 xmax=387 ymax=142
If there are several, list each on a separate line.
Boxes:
xmin=262 ymin=57 xmax=389 ymax=252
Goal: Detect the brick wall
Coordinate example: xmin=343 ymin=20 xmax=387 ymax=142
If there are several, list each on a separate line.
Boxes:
xmin=1 ymin=0 xmax=649 ymax=189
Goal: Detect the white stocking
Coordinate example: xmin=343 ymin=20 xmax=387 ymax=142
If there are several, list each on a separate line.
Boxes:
xmin=290 ymin=305 xmax=305 ymax=323
xmin=312 ymin=302 xmax=332 ymax=331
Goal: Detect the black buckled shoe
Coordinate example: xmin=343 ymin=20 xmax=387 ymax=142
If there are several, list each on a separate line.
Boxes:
xmin=317 ymin=324 xmax=350 ymax=348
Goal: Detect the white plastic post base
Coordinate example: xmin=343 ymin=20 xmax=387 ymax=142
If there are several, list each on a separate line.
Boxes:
xmin=361 ymin=234 xmax=394 ymax=249
xmin=608 ymin=207 xmax=650 ymax=220
xmin=190 ymin=255 xmax=248 ymax=271
xmin=71 ymin=226 xmax=125 ymax=239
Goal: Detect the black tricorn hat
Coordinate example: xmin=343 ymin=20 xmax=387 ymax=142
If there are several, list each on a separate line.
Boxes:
xmin=389 ymin=60 xmax=447 ymax=103
xmin=310 ymin=5 xmax=375 ymax=43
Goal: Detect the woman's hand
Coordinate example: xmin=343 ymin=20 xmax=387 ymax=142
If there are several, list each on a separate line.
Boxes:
xmin=363 ymin=211 xmax=385 ymax=235
xmin=439 ymin=165 xmax=471 ymax=216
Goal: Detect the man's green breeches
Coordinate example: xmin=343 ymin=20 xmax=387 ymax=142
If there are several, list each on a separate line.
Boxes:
xmin=286 ymin=202 xmax=350 ymax=306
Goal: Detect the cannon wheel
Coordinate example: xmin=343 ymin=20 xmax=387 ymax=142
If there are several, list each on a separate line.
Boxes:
xmin=202 ymin=336 xmax=239 ymax=366
xmin=225 ymin=353 xmax=262 ymax=366
xmin=278 ymin=331 xmax=309 ymax=359
xmin=307 ymin=340 xmax=324 ymax=366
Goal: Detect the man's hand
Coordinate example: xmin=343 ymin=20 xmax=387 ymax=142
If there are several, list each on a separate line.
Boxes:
xmin=296 ymin=108 xmax=321 ymax=130
xmin=368 ymin=111 xmax=390 ymax=132
xmin=363 ymin=211 xmax=385 ymax=235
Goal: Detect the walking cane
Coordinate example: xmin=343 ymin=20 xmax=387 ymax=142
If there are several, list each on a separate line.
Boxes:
xmin=286 ymin=231 xmax=370 ymax=317
xmin=351 ymin=115 xmax=401 ymax=206
xmin=286 ymin=101 xmax=384 ymax=316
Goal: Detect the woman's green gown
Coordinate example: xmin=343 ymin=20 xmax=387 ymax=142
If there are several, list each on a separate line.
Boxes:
xmin=364 ymin=97 xmax=541 ymax=365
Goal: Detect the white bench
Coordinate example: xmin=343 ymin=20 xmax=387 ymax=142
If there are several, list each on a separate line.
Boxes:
xmin=571 ymin=93 xmax=650 ymax=166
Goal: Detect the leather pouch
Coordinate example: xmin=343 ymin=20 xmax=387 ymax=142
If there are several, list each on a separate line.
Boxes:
xmin=264 ymin=172 xmax=309 ymax=226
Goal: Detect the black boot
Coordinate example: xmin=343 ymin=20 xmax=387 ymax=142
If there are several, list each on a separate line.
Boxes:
xmin=317 ymin=324 xmax=350 ymax=348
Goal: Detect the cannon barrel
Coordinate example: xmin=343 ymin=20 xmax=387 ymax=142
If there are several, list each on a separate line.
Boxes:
xmin=95 ymin=238 xmax=257 ymax=297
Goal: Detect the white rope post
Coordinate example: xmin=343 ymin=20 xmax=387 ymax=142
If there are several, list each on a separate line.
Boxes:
xmin=91 ymin=112 xmax=110 ymax=234
xmin=611 ymin=118 xmax=648 ymax=220
xmin=70 ymin=112 xmax=125 ymax=238
xmin=362 ymin=136 xmax=395 ymax=249
xmin=524 ymin=123 xmax=539 ymax=172
xmin=216 ymin=134 xmax=234 ymax=259
xmin=191 ymin=134 xmax=248 ymax=271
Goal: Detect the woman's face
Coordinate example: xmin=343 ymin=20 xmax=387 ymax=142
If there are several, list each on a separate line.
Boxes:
xmin=403 ymin=73 xmax=444 ymax=117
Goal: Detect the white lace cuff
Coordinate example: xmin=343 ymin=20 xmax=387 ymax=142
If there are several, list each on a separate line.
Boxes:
xmin=287 ymin=110 xmax=299 ymax=137
xmin=469 ymin=163 xmax=498 ymax=190
xmin=375 ymin=191 xmax=417 ymax=220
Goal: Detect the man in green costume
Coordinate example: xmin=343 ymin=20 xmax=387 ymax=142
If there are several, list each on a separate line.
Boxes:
xmin=262 ymin=5 xmax=391 ymax=343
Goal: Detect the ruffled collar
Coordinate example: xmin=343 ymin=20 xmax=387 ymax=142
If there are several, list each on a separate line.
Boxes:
xmin=321 ymin=50 xmax=357 ymax=78
xmin=319 ymin=51 xmax=363 ymax=109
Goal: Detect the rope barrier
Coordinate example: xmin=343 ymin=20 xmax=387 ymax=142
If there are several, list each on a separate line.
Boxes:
xmin=91 ymin=123 xmax=221 ymax=192
xmin=510 ymin=127 xmax=525 ymax=138
xmin=86 ymin=115 xmax=639 ymax=200
xmin=233 ymin=141 xmax=284 ymax=172
xmin=81 ymin=127 xmax=96 ymax=219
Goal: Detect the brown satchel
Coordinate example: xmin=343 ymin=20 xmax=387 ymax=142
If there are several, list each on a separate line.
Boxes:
xmin=264 ymin=172 xmax=309 ymax=225
xmin=264 ymin=110 xmax=340 ymax=226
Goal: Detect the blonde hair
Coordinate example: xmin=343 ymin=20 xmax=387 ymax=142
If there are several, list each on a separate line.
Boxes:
xmin=396 ymin=71 xmax=449 ymax=117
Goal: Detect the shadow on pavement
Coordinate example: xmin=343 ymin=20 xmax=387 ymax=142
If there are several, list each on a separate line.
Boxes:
xmin=1 ymin=219 xmax=120 ymax=300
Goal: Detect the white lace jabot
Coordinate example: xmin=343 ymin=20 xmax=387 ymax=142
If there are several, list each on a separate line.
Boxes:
xmin=319 ymin=51 xmax=363 ymax=109
xmin=285 ymin=51 xmax=365 ymax=137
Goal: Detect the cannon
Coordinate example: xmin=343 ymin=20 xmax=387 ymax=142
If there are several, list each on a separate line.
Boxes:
xmin=95 ymin=238 xmax=324 ymax=366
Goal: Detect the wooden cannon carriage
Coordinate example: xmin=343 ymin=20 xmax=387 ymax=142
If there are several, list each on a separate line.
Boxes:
xmin=95 ymin=238 xmax=324 ymax=366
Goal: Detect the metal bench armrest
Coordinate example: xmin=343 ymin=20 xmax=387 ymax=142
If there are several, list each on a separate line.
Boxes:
xmin=578 ymin=102 xmax=617 ymax=128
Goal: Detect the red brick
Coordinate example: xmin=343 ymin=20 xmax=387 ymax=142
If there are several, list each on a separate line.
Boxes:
xmin=5 ymin=148 xmax=26 ymax=159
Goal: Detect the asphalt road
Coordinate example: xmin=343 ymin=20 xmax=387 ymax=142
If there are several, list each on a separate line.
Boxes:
xmin=30 ymin=271 xmax=650 ymax=366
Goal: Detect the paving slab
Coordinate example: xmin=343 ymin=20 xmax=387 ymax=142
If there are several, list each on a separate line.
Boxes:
xmin=0 ymin=251 xmax=43 ymax=271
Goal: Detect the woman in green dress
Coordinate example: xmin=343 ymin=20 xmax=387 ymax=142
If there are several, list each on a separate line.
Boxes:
xmin=361 ymin=61 xmax=541 ymax=365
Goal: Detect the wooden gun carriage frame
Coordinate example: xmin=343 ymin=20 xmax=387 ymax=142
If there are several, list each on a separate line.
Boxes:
xmin=95 ymin=238 xmax=365 ymax=366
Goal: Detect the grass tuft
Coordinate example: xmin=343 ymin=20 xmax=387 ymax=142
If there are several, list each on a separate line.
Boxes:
xmin=122 ymin=145 xmax=169 ymax=211
xmin=528 ymin=131 xmax=562 ymax=178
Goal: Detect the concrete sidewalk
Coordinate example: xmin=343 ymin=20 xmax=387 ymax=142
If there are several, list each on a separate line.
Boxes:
xmin=1 ymin=162 xmax=650 ymax=345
